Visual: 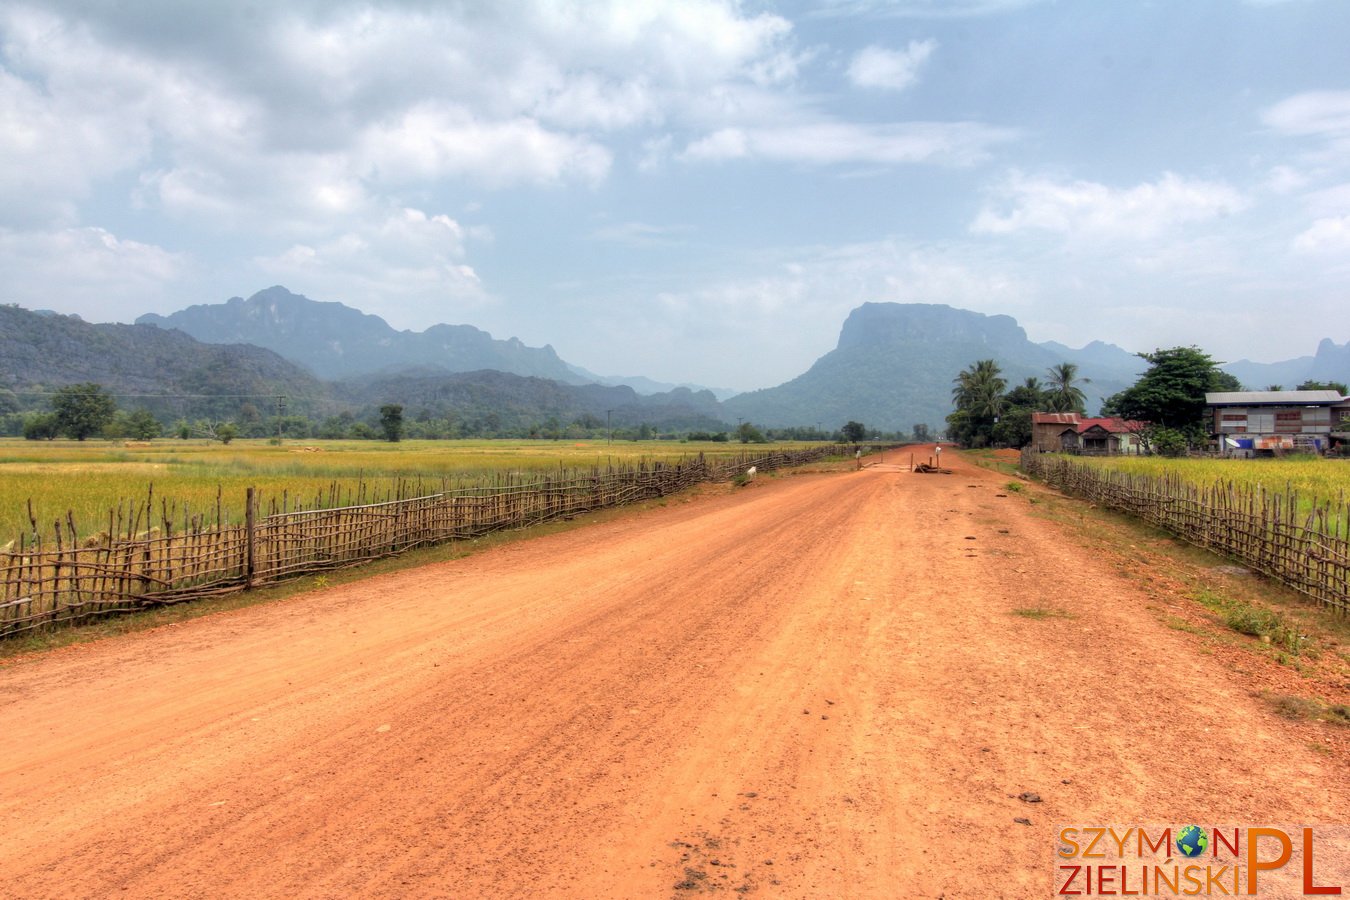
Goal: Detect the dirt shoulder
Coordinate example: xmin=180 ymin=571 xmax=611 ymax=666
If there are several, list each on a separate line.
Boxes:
xmin=0 ymin=448 xmax=1345 ymax=898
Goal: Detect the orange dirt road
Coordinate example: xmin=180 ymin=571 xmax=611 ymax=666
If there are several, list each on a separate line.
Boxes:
xmin=1 ymin=449 xmax=1346 ymax=899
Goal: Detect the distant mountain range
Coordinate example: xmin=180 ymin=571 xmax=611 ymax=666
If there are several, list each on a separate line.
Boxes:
xmin=3 ymin=288 xmax=1344 ymax=434
xmin=0 ymin=302 xmax=332 ymax=422
xmin=1222 ymin=339 xmax=1350 ymax=391
xmin=725 ymin=303 xmax=1347 ymax=429
xmin=137 ymin=286 xmax=585 ymax=384
xmin=0 ymin=303 xmax=727 ymax=433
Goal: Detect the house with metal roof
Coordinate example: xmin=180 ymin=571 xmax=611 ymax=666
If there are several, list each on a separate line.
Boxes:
xmin=1205 ymin=390 xmax=1350 ymax=455
xmin=1030 ymin=413 xmax=1145 ymax=454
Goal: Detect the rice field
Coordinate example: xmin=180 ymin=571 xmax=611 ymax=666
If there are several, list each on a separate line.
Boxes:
xmin=0 ymin=438 xmax=823 ymax=543
xmin=1073 ymin=454 xmax=1350 ymax=521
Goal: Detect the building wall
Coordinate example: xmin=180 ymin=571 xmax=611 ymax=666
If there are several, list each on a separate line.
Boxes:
xmin=1212 ymin=405 xmax=1334 ymax=435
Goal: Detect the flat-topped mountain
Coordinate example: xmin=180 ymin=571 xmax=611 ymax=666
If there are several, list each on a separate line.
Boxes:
xmin=724 ymin=303 xmax=1139 ymax=431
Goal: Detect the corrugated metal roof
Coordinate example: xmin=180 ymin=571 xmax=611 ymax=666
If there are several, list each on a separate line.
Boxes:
xmin=1031 ymin=413 xmax=1142 ymax=433
xmin=1078 ymin=417 xmax=1141 ymax=433
xmin=1206 ymin=390 xmax=1345 ymax=405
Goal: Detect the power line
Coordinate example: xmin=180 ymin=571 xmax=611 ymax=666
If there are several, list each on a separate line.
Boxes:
xmin=1 ymin=390 xmax=311 ymax=400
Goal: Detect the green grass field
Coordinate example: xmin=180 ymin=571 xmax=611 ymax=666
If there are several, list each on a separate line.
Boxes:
xmin=0 ymin=438 xmax=821 ymax=543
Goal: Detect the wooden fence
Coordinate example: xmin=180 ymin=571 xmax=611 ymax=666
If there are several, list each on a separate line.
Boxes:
xmin=1020 ymin=450 xmax=1349 ymax=613
xmin=0 ymin=446 xmax=858 ymax=639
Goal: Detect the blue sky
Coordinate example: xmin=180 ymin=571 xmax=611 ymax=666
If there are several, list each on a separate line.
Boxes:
xmin=2 ymin=0 xmax=1348 ymax=391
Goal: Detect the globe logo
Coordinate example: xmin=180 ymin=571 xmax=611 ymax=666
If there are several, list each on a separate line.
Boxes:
xmin=1176 ymin=825 xmax=1209 ymax=858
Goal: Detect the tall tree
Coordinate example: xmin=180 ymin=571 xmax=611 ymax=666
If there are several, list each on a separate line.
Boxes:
xmin=379 ymin=403 xmax=404 ymax=442
xmin=948 ymin=359 xmax=1007 ymax=447
xmin=1101 ymin=347 xmax=1234 ymax=453
xmin=1044 ymin=362 xmax=1088 ymax=414
xmin=51 ymin=382 xmax=116 ymax=440
xmin=1005 ymin=377 xmax=1047 ymax=410
xmin=995 ymin=377 xmax=1047 ymax=448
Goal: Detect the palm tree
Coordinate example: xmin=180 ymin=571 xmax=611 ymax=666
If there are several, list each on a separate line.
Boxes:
xmin=950 ymin=359 xmax=1007 ymax=446
xmin=952 ymin=359 xmax=1007 ymax=410
xmin=1045 ymin=362 xmax=1088 ymax=413
xmin=1006 ymin=376 xmax=1046 ymax=409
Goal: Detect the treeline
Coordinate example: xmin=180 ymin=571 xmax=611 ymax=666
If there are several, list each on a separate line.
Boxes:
xmin=947 ymin=345 xmax=1348 ymax=453
xmin=1 ymin=382 xmax=917 ymax=444
xmin=947 ymin=360 xmax=1090 ymax=448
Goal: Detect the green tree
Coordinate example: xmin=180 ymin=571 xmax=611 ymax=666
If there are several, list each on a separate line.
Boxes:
xmin=1004 ymin=377 xmax=1048 ymax=417
xmin=52 ymin=382 xmax=116 ymax=440
xmin=947 ymin=359 xmax=1007 ymax=447
xmin=991 ymin=406 xmax=1033 ymax=448
xmin=318 ymin=414 xmax=353 ymax=440
xmin=379 ymin=403 xmax=404 ymax=442
xmin=1212 ymin=370 xmax=1242 ymax=392
xmin=1044 ymin=363 xmax=1088 ymax=414
xmin=841 ymin=421 xmax=867 ymax=443
xmin=125 ymin=409 xmax=162 ymax=440
xmin=1102 ymin=347 xmax=1228 ymax=432
xmin=1297 ymin=380 xmax=1349 ymax=395
xmin=732 ymin=422 xmax=762 ymax=443
xmin=216 ymin=423 xmax=238 ymax=444
xmin=23 ymin=412 xmax=60 ymax=441
xmin=1101 ymin=346 xmax=1240 ymax=453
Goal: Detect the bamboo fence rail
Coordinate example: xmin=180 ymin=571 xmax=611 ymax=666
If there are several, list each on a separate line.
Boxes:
xmin=1020 ymin=450 xmax=1349 ymax=613
xmin=1 ymin=445 xmax=862 ymax=638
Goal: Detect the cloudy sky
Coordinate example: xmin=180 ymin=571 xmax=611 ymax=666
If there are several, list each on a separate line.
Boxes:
xmin=2 ymin=0 xmax=1348 ymax=391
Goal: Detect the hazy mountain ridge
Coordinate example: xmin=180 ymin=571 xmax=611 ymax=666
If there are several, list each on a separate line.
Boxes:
xmin=336 ymin=369 xmax=726 ymax=433
xmin=724 ymin=303 xmax=1142 ymax=431
xmin=11 ymin=291 xmax=1345 ymax=435
xmin=0 ymin=304 xmax=728 ymax=433
xmin=137 ymin=286 xmax=587 ymax=384
xmin=0 ymin=303 xmax=332 ymax=420
xmin=563 ymin=364 xmax=740 ymax=401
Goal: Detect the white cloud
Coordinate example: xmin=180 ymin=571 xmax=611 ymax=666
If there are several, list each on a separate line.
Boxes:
xmin=589 ymin=222 xmax=692 ymax=246
xmin=1292 ymin=215 xmax=1350 ymax=255
xmin=0 ymin=226 xmax=186 ymax=315
xmin=360 ymin=104 xmax=613 ymax=188
xmin=253 ymin=207 xmax=491 ymax=330
xmin=1303 ymin=182 xmax=1350 ymax=216
xmin=0 ymin=12 xmax=158 ymax=226
xmin=683 ymin=120 xmax=1014 ymax=166
xmin=847 ymin=41 xmax=936 ymax=91
xmin=971 ymin=172 xmax=1249 ymax=239
xmin=532 ymin=74 xmax=659 ymax=130
xmin=1264 ymin=91 xmax=1350 ymax=134
xmin=1264 ymin=165 xmax=1309 ymax=195
xmin=0 ymin=0 xmax=803 ymax=230
xmin=1262 ymin=91 xmax=1350 ymax=147
xmin=815 ymin=0 xmax=1045 ymax=18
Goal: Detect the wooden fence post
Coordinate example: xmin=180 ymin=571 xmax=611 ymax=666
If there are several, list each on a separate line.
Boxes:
xmin=245 ymin=487 xmax=256 ymax=590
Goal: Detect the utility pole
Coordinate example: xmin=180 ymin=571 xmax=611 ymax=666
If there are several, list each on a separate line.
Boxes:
xmin=276 ymin=395 xmax=286 ymax=445
xmin=607 ymin=409 xmax=613 ymax=445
